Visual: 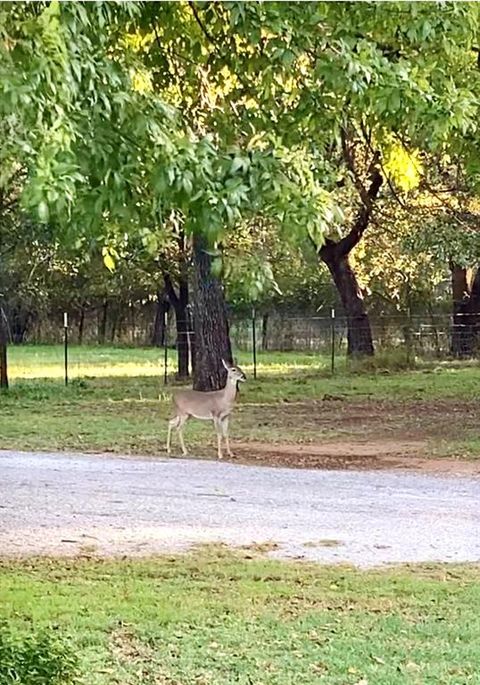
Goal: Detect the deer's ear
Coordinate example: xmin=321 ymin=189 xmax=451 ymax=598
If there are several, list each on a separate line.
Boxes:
xmin=221 ymin=359 xmax=230 ymax=370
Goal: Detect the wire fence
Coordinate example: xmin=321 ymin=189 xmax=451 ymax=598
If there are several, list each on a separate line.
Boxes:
xmin=4 ymin=308 xmax=480 ymax=386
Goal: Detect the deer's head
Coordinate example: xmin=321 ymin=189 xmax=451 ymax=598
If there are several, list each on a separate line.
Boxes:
xmin=222 ymin=359 xmax=247 ymax=383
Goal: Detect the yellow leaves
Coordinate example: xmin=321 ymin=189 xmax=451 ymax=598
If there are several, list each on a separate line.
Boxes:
xmin=123 ymin=30 xmax=155 ymax=52
xmin=130 ymin=69 xmax=153 ymax=94
xmin=102 ymin=246 xmax=117 ymax=273
xmin=384 ymin=142 xmax=423 ymax=192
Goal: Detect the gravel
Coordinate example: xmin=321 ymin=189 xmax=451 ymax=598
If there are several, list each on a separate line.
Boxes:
xmin=0 ymin=450 xmax=478 ymax=566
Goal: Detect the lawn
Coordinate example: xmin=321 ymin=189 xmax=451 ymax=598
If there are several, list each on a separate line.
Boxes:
xmin=1 ymin=344 xmax=480 ymax=463
xmin=1 ymin=550 xmax=479 ymax=685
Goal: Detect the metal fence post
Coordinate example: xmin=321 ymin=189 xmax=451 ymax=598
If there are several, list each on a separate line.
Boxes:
xmin=63 ymin=312 xmax=69 ymax=386
xmin=331 ymin=307 xmax=336 ymax=374
xmin=252 ymin=305 xmax=257 ymax=380
xmin=163 ymin=310 xmax=168 ymax=385
xmin=406 ymin=306 xmax=412 ymax=365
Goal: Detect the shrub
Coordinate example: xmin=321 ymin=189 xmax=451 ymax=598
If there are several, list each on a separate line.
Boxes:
xmin=0 ymin=622 xmax=78 ymax=685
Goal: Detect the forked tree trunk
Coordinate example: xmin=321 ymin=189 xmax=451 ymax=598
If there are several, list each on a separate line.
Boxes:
xmin=192 ymin=233 xmax=232 ymax=391
xmin=317 ymin=140 xmax=382 ymax=357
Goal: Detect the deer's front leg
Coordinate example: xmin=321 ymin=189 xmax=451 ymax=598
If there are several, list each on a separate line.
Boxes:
xmin=214 ymin=418 xmax=223 ymax=460
xmin=221 ymin=416 xmax=233 ymax=458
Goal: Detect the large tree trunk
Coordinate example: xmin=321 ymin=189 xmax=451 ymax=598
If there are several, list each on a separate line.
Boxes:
xmin=322 ymin=248 xmax=374 ymax=356
xmin=450 ymin=264 xmax=480 ymax=357
xmin=0 ymin=303 xmax=9 ymax=389
xmin=316 ymin=137 xmax=382 ymax=357
xmin=192 ymin=233 xmax=232 ymax=391
xmin=151 ymin=288 xmax=170 ymax=347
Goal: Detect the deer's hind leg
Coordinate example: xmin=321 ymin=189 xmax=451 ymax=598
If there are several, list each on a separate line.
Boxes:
xmin=167 ymin=414 xmax=189 ymax=456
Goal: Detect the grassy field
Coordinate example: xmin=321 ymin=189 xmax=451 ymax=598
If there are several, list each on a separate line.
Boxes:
xmin=1 ymin=550 xmax=479 ymax=684
xmin=1 ymin=344 xmax=480 ymax=462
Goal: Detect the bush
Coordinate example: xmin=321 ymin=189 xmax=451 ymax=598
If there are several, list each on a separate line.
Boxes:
xmin=0 ymin=622 xmax=78 ymax=685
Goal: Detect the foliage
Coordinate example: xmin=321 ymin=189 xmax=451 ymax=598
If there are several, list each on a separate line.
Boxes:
xmin=0 ymin=621 xmax=78 ymax=685
xmin=3 ymin=2 xmax=480 ymax=356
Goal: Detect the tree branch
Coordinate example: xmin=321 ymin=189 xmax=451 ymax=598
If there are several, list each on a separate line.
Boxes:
xmin=188 ymin=1 xmax=216 ymax=45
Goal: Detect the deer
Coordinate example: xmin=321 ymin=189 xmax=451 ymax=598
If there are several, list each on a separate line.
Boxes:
xmin=166 ymin=359 xmax=246 ymax=460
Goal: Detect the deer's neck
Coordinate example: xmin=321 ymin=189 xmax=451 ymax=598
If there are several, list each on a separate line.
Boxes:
xmin=222 ymin=379 xmax=238 ymax=404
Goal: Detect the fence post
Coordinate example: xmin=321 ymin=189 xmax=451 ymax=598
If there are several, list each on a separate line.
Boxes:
xmin=186 ymin=303 xmax=195 ymax=375
xmin=252 ymin=305 xmax=257 ymax=380
xmin=330 ymin=307 xmax=336 ymax=374
xmin=63 ymin=312 xmax=69 ymax=386
xmin=163 ymin=309 xmax=168 ymax=385
xmin=406 ymin=307 xmax=412 ymax=365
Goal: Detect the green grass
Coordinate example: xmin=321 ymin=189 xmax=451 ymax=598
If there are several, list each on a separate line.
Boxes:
xmin=1 ymin=344 xmax=480 ymax=459
xmin=1 ymin=551 xmax=479 ymax=684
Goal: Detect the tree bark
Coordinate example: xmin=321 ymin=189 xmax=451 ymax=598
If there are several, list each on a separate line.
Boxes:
xmin=78 ymin=306 xmax=85 ymax=345
xmin=316 ymin=142 xmax=382 ymax=357
xmin=98 ymin=299 xmax=108 ymax=344
xmin=322 ymin=248 xmax=374 ymax=355
xmin=164 ymin=273 xmax=190 ymax=379
xmin=151 ymin=288 xmax=170 ymax=347
xmin=450 ymin=264 xmax=480 ymax=357
xmin=261 ymin=313 xmax=269 ymax=350
xmin=192 ymin=233 xmax=232 ymax=390
xmin=9 ymin=305 xmax=32 ymax=344
xmin=0 ymin=304 xmax=9 ymax=389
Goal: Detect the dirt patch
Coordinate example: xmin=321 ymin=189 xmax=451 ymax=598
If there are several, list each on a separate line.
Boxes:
xmin=239 ymin=397 xmax=480 ymax=441
xmin=231 ymin=440 xmax=480 ymax=475
xmin=232 ymin=397 xmax=480 ymax=475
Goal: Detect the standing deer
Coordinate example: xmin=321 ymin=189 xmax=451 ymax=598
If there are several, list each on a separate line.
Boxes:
xmin=166 ymin=359 xmax=246 ymax=459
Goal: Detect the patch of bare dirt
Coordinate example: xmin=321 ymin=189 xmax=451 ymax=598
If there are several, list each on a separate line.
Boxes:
xmin=233 ymin=397 xmax=480 ymax=475
xmin=231 ymin=440 xmax=480 ymax=475
xmin=241 ymin=397 xmax=480 ymax=440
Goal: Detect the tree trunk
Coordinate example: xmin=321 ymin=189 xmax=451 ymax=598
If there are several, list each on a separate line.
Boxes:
xmin=315 ymin=140 xmax=382 ymax=357
xmin=164 ymin=273 xmax=190 ymax=379
xmin=261 ymin=313 xmax=269 ymax=350
xmin=192 ymin=233 xmax=232 ymax=390
xmin=322 ymin=250 xmax=374 ymax=356
xmin=151 ymin=288 xmax=170 ymax=347
xmin=78 ymin=307 xmax=85 ymax=345
xmin=450 ymin=264 xmax=480 ymax=357
xmin=0 ymin=304 xmax=8 ymax=389
xmin=9 ymin=305 xmax=32 ymax=344
xmin=98 ymin=300 xmax=108 ymax=344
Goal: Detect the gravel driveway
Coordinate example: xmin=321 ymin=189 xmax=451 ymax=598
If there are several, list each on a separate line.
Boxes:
xmin=0 ymin=450 xmax=478 ymax=566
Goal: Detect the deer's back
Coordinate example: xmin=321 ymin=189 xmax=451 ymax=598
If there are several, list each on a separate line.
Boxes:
xmin=172 ymin=388 xmax=232 ymax=419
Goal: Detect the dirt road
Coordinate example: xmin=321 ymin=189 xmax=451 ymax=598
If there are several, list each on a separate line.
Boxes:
xmin=0 ymin=450 xmax=478 ymax=566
